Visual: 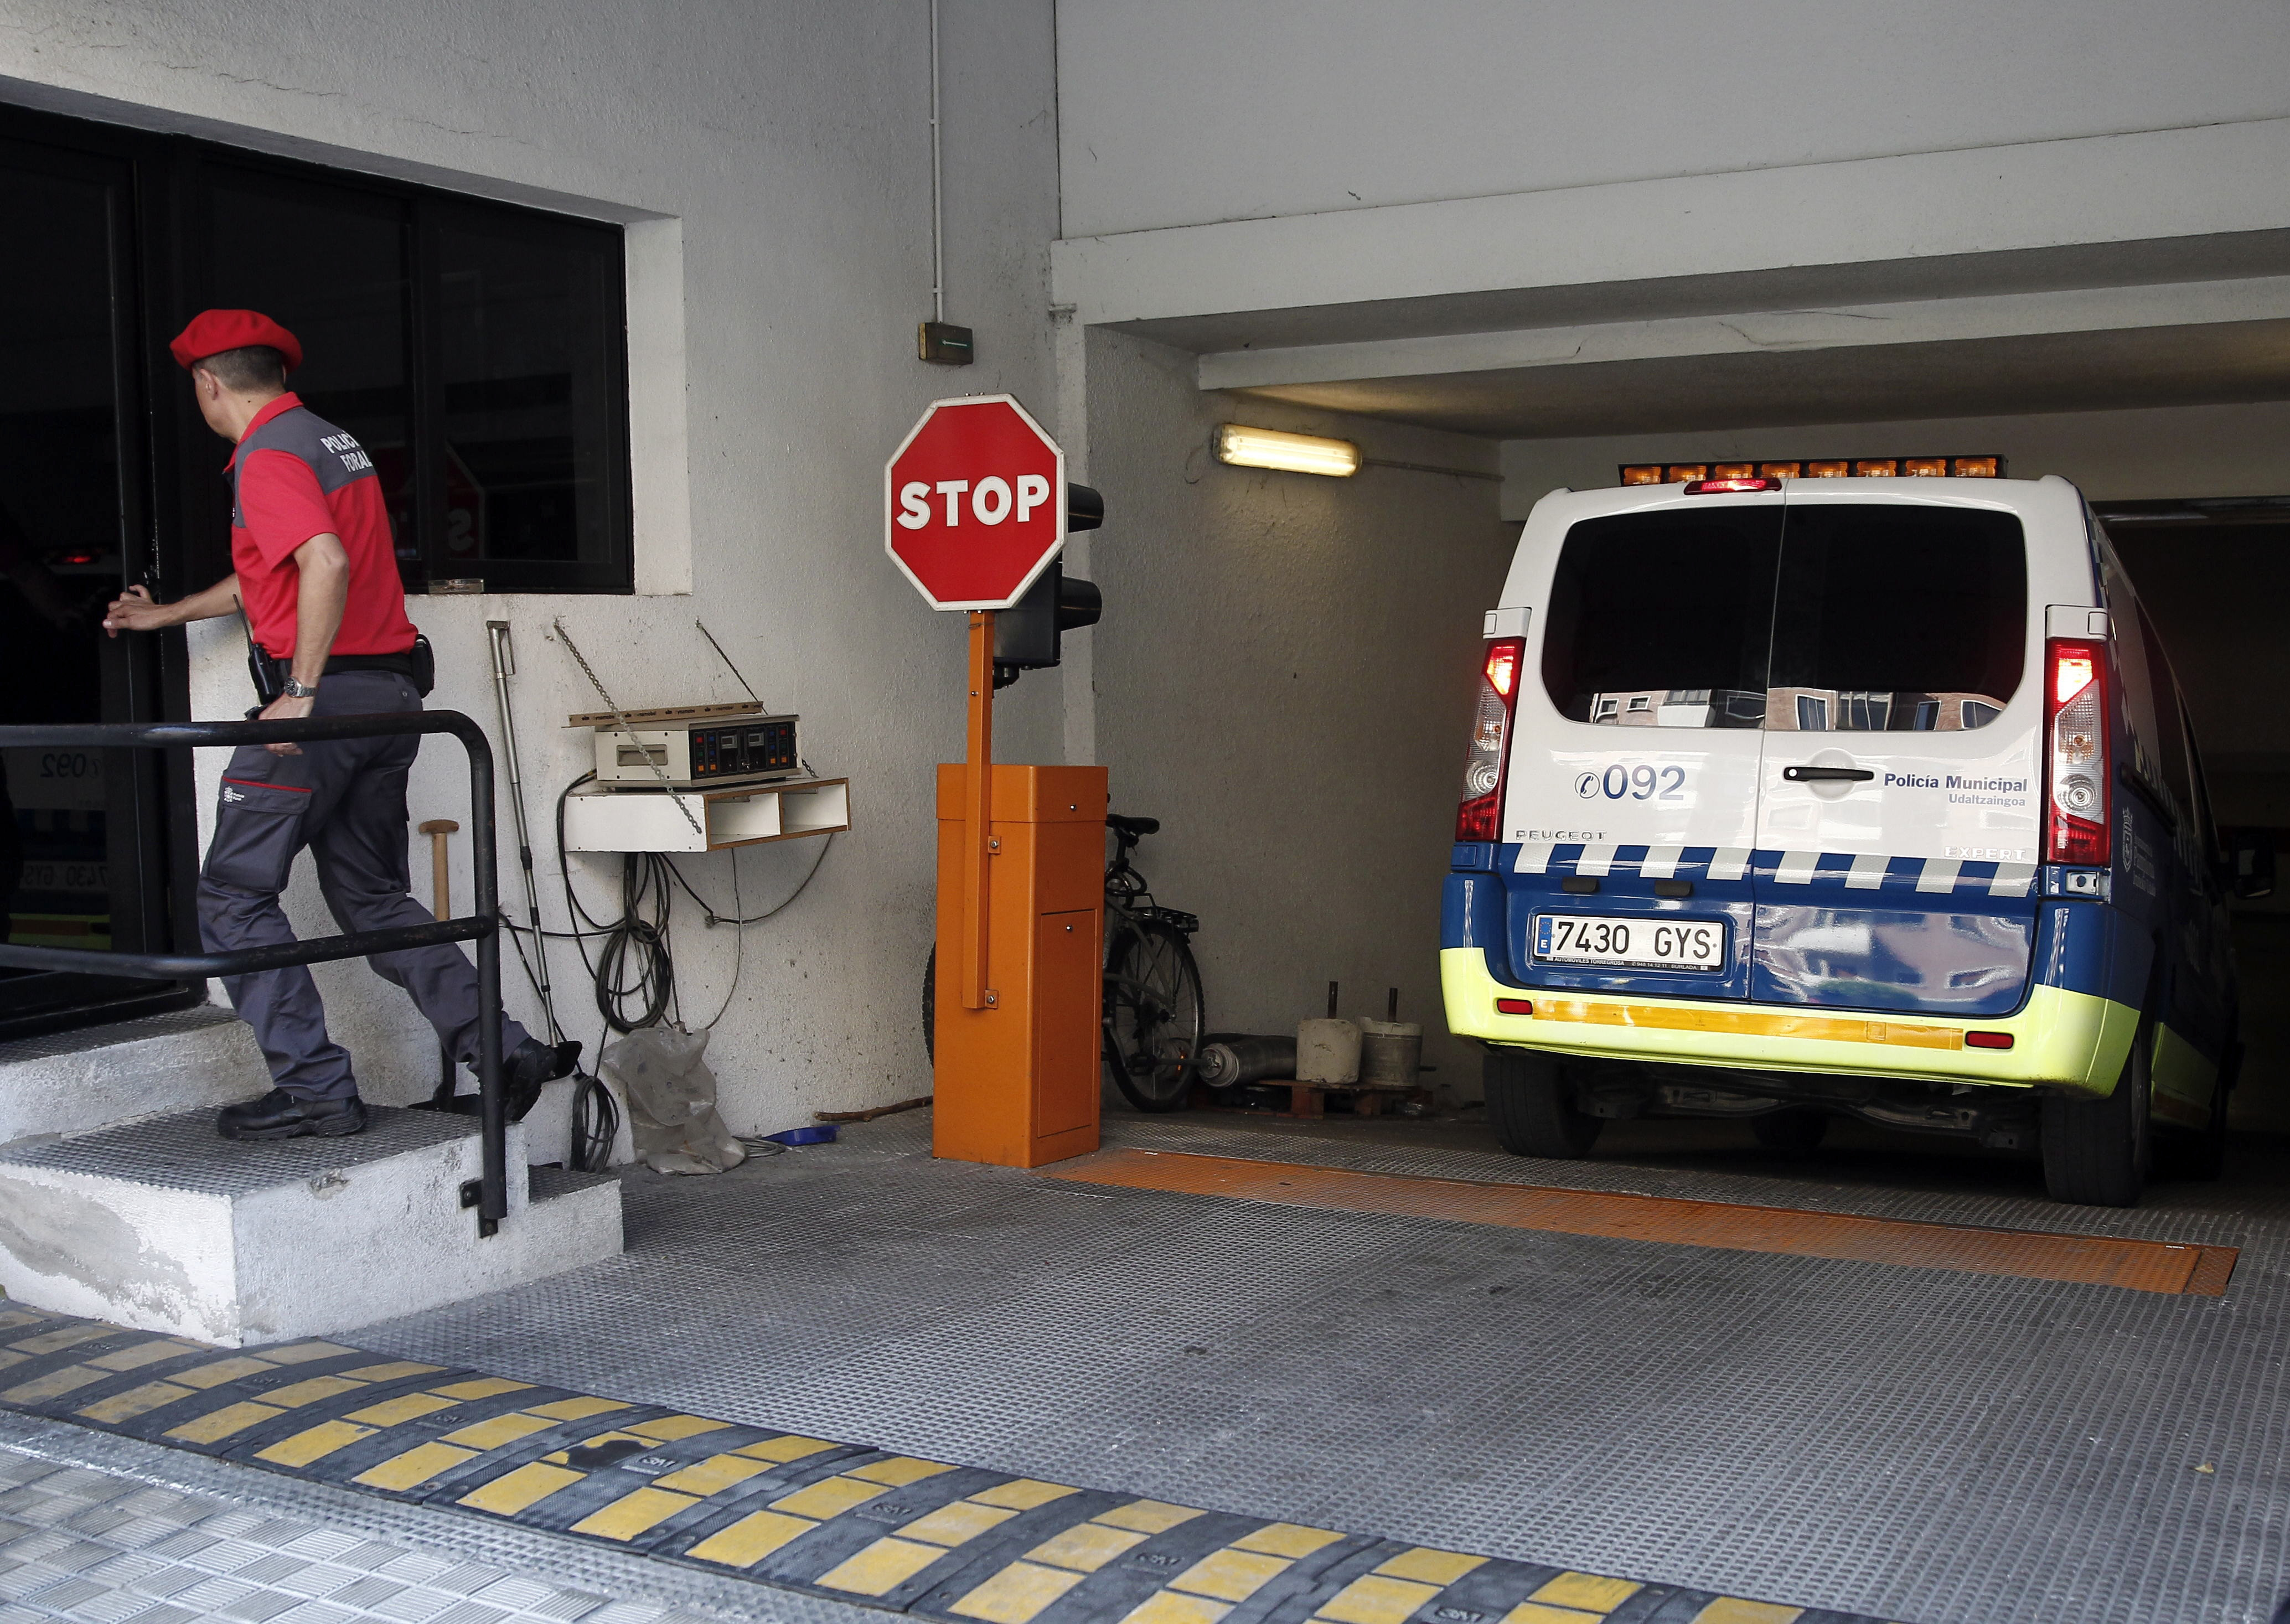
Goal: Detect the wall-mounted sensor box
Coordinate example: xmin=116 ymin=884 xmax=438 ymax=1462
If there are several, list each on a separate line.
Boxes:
xmin=570 ymin=701 xmax=802 ymax=788
xmin=919 ymin=320 xmax=974 ymax=365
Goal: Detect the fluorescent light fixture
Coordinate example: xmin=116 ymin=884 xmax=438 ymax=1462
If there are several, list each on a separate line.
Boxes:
xmin=1213 ymin=424 xmax=1361 ymax=477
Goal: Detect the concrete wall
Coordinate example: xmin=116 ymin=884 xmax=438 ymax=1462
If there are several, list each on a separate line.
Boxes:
xmin=2 ymin=1 xmax=1063 ymax=1129
xmin=1058 ymin=1 xmax=2290 ymax=238
xmin=1084 ymin=330 xmax=1509 ymax=1090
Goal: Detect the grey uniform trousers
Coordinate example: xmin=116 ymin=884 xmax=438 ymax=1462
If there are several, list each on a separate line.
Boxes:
xmin=197 ymin=669 xmax=531 ymax=1101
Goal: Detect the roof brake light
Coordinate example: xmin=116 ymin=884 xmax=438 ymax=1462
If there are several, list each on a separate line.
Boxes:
xmin=1683 ymin=477 xmax=1778 ymax=495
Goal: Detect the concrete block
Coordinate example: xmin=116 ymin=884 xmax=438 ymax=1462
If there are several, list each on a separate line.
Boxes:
xmin=0 ymin=1006 xmax=267 ymax=1146
xmin=0 ymin=1106 xmax=622 ymax=1347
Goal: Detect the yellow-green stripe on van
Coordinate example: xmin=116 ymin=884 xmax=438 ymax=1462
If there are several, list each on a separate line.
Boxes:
xmin=1440 ymin=948 xmax=2139 ymax=1096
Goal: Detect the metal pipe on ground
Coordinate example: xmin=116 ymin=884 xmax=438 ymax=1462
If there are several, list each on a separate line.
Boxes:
xmin=1195 ymin=1033 xmax=1298 ymax=1090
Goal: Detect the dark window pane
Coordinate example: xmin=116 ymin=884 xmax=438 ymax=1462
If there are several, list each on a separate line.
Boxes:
xmin=0 ymin=154 xmax=138 ymax=1005
xmin=1540 ymin=508 xmax=1780 ymax=727
xmin=204 ymin=172 xmax=415 ymax=586
xmin=2136 ymin=603 xmax=2191 ymax=820
xmin=434 ymin=211 xmax=622 ymax=580
xmin=1767 ymin=504 xmax=2025 ymax=731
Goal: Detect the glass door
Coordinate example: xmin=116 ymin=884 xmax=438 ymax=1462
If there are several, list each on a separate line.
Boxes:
xmin=0 ymin=137 xmax=185 ymax=1036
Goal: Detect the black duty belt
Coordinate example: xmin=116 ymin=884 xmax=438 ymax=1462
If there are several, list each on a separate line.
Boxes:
xmin=324 ymin=650 xmax=417 ymax=679
xmin=247 ymin=635 xmax=434 ymax=704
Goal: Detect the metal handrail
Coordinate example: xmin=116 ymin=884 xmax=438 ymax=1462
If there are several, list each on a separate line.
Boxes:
xmin=0 ymin=712 xmax=511 ymax=1236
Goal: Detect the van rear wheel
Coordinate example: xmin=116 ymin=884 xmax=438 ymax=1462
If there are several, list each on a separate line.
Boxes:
xmin=2041 ymin=1018 xmax=2153 ymax=1207
xmin=1484 ymin=1047 xmax=1601 ymax=1158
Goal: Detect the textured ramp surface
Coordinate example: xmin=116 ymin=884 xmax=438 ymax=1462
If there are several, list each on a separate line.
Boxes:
xmin=0 ymin=1303 xmax=1878 ymax=1624
xmin=1047 ymin=1146 xmax=2237 ymax=1294
xmin=341 ymin=1111 xmax=2290 ymax=1624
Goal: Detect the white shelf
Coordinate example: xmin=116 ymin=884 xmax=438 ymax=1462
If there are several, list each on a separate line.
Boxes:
xmin=561 ymin=777 xmax=850 ymax=854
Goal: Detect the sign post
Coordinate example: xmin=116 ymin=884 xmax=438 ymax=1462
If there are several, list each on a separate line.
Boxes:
xmin=887 ymin=395 xmax=1105 ymax=1168
xmin=962 ymin=609 xmax=994 ymax=1007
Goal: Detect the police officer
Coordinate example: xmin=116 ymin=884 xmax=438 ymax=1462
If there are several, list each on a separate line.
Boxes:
xmin=103 ymin=309 xmax=575 ymax=1140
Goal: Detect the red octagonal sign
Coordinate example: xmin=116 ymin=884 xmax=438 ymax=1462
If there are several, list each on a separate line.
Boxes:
xmin=885 ymin=394 xmax=1066 ymax=610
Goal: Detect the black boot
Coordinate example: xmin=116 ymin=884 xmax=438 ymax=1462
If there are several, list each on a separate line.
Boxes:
xmin=217 ymin=1089 xmax=367 ymax=1141
xmin=506 ymin=1037 xmax=582 ymax=1122
xmin=456 ymin=1038 xmax=582 ymax=1123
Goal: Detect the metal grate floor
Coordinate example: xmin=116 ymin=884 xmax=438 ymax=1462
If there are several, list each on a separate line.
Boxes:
xmin=0 ymin=1105 xmax=476 ymax=1196
xmin=348 ymin=1109 xmax=2290 ymax=1624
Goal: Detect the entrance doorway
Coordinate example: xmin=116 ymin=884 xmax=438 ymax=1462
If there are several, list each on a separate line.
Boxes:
xmin=0 ymin=133 xmax=189 ymax=1038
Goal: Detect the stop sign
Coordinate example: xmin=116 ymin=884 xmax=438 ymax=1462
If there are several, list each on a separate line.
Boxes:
xmin=885 ymin=394 xmax=1066 ymax=610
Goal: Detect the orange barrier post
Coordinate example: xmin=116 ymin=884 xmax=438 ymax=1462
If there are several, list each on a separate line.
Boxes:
xmin=933 ymin=759 xmax=1108 ymax=1168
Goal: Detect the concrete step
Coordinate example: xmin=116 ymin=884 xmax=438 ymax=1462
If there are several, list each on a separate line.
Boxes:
xmin=0 ymin=1006 xmax=266 ymax=1146
xmin=0 ymin=1005 xmax=592 ymax=1170
xmin=0 ymin=1105 xmax=623 ymax=1347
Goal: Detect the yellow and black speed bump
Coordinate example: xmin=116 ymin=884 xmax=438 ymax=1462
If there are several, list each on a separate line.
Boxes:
xmin=0 ymin=1305 xmax=1901 ymax=1624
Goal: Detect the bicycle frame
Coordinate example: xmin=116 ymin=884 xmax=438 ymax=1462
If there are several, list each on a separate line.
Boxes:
xmin=0 ymin=711 xmax=514 ymax=1236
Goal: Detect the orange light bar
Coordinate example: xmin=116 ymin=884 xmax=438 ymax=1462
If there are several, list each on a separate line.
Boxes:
xmin=1614 ymin=454 xmax=2006 ymax=486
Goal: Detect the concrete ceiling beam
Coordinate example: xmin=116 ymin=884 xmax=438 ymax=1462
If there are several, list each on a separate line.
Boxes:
xmin=1052 ymin=116 xmax=2290 ymax=340
xmin=1197 ymin=275 xmax=2290 ymax=394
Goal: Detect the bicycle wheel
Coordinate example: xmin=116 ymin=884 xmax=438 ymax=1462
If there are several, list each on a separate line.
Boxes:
xmin=922 ymin=947 xmax=936 ymax=1063
xmin=1102 ymin=919 xmax=1205 ymax=1111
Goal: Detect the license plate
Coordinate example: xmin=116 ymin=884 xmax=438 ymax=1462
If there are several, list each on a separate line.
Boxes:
xmin=1534 ymin=913 xmax=1725 ymax=970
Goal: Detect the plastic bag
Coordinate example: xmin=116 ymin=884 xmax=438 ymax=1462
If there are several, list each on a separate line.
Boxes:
xmin=599 ymin=1023 xmax=747 ymax=1175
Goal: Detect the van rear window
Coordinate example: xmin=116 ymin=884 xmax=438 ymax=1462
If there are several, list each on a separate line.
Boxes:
xmin=1766 ymin=505 xmax=2024 ymax=731
xmin=1541 ymin=500 xmax=2025 ymax=730
xmin=1541 ymin=508 xmax=1781 ymax=727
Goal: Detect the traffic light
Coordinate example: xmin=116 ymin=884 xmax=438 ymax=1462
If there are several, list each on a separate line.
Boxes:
xmin=993 ymin=485 xmax=1103 ymax=688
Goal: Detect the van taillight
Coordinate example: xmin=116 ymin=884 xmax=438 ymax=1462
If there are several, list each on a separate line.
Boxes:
xmin=2044 ymin=637 xmax=2110 ymax=867
xmin=1457 ymin=638 xmax=1525 ymax=841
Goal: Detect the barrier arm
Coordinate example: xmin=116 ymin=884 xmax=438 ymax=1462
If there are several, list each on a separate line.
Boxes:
xmin=0 ymin=712 xmax=512 ymax=1236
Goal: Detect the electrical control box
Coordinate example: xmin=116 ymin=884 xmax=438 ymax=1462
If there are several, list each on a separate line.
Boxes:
xmin=572 ymin=701 xmax=802 ymax=788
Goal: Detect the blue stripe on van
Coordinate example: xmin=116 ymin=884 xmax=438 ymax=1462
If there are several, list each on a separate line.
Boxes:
xmin=1501 ymin=842 xmax=2036 ymax=898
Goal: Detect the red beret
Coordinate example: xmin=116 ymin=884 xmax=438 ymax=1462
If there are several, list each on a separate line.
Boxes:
xmin=168 ymin=309 xmax=302 ymax=374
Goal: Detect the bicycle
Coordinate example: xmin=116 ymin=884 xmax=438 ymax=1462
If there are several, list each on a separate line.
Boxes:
xmin=921 ymin=813 xmax=1207 ymax=1113
xmin=1099 ymin=814 xmax=1206 ymax=1111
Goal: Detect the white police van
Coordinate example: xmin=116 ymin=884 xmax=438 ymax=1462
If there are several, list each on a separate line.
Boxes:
xmin=1439 ymin=471 xmax=2240 ymax=1206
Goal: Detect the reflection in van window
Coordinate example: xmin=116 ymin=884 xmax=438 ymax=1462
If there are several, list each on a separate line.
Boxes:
xmin=1767 ymin=504 xmax=2025 ymax=730
xmin=1542 ymin=508 xmax=1780 ymax=726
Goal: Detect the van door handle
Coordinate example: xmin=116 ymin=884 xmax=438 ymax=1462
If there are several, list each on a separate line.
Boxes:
xmin=1782 ymin=765 xmax=1875 ymax=782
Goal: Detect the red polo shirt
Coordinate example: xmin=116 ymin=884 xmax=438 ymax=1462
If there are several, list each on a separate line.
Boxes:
xmin=228 ymin=393 xmax=416 ymax=659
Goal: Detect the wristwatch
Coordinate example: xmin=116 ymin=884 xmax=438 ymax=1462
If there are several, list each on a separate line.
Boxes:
xmin=281 ymin=677 xmax=319 ymax=699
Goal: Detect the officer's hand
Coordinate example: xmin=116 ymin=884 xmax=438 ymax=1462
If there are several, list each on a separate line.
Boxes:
xmin=258 ymin=691 xmax=316 ymax=756
xmin=101 ymin=585 xmax=169 ymax=639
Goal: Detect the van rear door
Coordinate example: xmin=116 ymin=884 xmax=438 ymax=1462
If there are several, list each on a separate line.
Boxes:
xmin=1503 ymin=491 xmax=1781 ymax=1001
xmin=1751 ymin=488 xmax=2040 ymax=1016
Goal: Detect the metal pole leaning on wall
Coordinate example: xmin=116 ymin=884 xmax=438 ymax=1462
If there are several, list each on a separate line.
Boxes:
xmin=0 ymin=711 xmax=513 ymax=1236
